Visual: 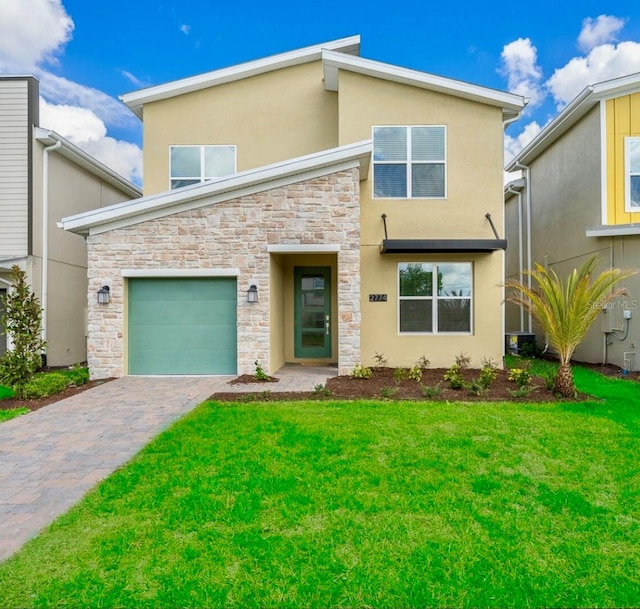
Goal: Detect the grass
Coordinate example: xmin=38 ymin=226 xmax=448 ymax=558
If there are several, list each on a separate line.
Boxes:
xmin=0 ymin=406 xmax=27 ymax=423
xmin=0 ymin=366 xmax=638 ymax=607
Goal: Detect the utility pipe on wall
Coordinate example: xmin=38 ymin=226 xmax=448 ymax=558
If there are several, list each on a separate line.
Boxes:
xmin=41 ymin=138 xmax=62 ymax=359
xmin=514 ymin=161 xmax=532 ymax=333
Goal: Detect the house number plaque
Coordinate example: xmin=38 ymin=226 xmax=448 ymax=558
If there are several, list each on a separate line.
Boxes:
xmin=369 ymin=294 xmax=388 ymax=302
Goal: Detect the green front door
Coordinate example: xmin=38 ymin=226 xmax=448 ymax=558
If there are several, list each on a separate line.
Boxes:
xmin=294 ymin=267 xmax=331 ymax=358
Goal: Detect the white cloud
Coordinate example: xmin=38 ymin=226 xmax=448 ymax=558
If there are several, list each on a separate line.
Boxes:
xmin=81 ymin=138 xmax=143 ymax=186
xmin=578 ymin=15 xmax=626 ymax=53
xmin=120 ymin=70 xmax=147 ymax=89
xmin=39 ymin=97 xmax=142 ymax=185
xmin=40 ymin=97 xmax=106 ymax=141
xmin=180 ymin=24 xmax=191 ymax=35
xmin=547 ymin=41 xmax=640 ymax=108
xmin=500 ymin=38 xmax=545 ymax=109
xmin=0 ymin=0 xmax=73 ymax=70
xmin=0 ymin=0 xmax=141 ymax=185
xmin=504 ymin=121 xmax=543 ymax=166
xmin=39 ymin=71 xmax=136 ymax=128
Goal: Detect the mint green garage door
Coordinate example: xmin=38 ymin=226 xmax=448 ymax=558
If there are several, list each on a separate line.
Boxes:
xmin=128 ymin=278 xmax=237 ymax=375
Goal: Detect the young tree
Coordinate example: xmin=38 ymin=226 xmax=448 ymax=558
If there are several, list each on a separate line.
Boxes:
xmin=0 ymin=265 xmax=45 ymax=397
xmin=505 ymin=257 xmax=637 ymax=398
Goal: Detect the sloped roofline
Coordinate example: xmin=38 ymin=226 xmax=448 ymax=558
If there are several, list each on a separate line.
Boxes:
xmin=506 ymin=71 xmax=640 ymax=170
xmin=120 ymin=36 xmax=361 ymax=119
xmin=59 ymin=140 xmax=372 ymax=236
xmin=35 ymin=128 xmax=142 ymax=198
xmin=322 ymin=50 xmax=526 ymax=120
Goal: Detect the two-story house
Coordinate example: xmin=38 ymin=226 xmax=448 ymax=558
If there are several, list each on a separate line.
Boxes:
xmin=0 ymin=76 xmax=141 ymax=366
xmin=505 ymin=72 xmax=640 ymax=372
xmin=60 ymin=36 xmax=526 ymax=378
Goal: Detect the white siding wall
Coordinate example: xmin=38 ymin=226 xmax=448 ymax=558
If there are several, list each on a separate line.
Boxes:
xmin=0 ymin=79 xmax=29 ymax=258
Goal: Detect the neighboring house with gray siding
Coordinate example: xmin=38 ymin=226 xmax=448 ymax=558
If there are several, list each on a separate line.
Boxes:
xmin=0 ymin=76 xmax=141 ymax=366
xmin=505 ymin=72 xmax=640 ymax=372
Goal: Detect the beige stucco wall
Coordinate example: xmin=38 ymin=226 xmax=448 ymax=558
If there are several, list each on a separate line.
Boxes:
xmin=142 ymin=61 xmax=339 ymax=195
xmin=337 ymin=71 xmax=507 ymax=368
xmin=86 ymin=169 xmax=360 ymax=379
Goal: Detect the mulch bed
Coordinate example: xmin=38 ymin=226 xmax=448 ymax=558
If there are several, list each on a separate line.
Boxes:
xmin=211 ymin=366 xmax=568 ymax=402
xmin=0 ymin=378 xmax=114 ymax=413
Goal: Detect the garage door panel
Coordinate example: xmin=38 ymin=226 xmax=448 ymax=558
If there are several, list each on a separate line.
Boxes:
xmin=128 ymin=278 xmax=237 ymax=375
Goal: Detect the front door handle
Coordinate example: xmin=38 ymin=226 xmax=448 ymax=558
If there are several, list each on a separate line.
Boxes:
xmin=325 ymin=315 xmax=330 ymax=335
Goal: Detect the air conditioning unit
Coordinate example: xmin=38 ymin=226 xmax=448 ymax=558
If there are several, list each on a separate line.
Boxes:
xmin=505 ymin=332 xmax=536 ymax=355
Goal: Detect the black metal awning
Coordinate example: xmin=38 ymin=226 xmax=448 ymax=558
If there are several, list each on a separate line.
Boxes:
xmin=380 ymin=238 xmax=507 ymax=254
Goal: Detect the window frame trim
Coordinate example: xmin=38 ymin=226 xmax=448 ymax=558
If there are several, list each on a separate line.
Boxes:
xmin=169 ymin=144 xmax=237 ymax=190
xmin=397 ymin=261 xmax=473 ymax=335
xmin=372 ymin=125 xmax=447 ymax=200
xmin=624 ymin=136 xmax=640 ymax=213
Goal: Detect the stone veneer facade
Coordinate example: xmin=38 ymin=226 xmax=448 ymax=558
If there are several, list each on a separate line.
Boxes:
xmin=86 ymin=169 xmax=361 ymax=379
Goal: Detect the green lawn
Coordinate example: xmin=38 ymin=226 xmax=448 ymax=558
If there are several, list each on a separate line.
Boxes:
xmin=0 ymin=368 xmax=638 ymax=608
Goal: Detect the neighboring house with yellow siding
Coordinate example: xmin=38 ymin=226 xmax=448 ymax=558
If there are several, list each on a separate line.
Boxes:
xmin=505 ymin=72 xmax=640 ymax=371
xmin=60 ymin=36 xmax=525 ymax=379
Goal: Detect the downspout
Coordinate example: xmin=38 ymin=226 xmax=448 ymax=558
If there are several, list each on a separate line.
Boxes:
xmin=505 ymin=185 xmax=524 ymax=332
xmin=514 ymin=161 xmax=532 ymax=333
xmin=41 ymin=138 xmax=62 ymax=362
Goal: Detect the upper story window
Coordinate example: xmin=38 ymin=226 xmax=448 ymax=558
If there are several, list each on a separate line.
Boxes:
xmin=398 ymin=262 xmax=472 ymax=334
xmin=625 ymin=137 xmax=640 ymax=211
xmin=170 ymin=145 xmax=236 ymax=190
xmin=373 ymin=126 xmax=446 ymax=199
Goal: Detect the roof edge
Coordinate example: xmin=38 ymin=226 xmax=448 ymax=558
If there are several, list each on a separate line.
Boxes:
xmin=120 ymin=35 xmax=361 ymax=118
xmin=322 ymin=50 xmax=526 ymax=117
xmin=34 ymin=128 xmax=142 ymax=198
xmin=506 ymin=71 xmax=640 ymax=170
xmin=60 ymin=139 xmax=372 ymax=236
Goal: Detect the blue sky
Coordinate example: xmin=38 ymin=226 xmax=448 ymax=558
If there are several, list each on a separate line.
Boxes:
xmin=2 ymin=0 xmax=640 ymax=185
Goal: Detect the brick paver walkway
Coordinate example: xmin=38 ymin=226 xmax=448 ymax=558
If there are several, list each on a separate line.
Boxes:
xmin=0 ymin=365 xmax=335 ymax=562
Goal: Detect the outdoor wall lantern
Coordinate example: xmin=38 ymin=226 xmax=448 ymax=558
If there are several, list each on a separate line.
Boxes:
xmin=97 ymin=285 xmax=110 ymax=304
xmin=246 ymin=284 xmax=258 ymax=303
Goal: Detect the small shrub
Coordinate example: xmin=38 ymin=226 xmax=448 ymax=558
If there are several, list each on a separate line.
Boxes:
xmin=0 ymin=265 xmax=46 ymax=397
xmin=408 ymin=364 xmax=423 ymax=383
xmin=508 ymin=386 xmax=535 ymax=398
xmin=466 ymin=378 xmax=486 ymax=396
xmin=254 ymin=360 xmax=269 ymax=381
xmin=508 ymin=366 xmax=532 ymax=389
xmin=393 ymin=368 xmax=409 ymax=383
xmin=417 ymin=355 xmax=431 ymax=369
xmin=23 ymin=372 xmax=69 ymax=399
xmin=372 ymin=352 xmax=388 ymax=367
xmin=0 ymin=384 xmax=16 ymax=400
xmin=421 ymin=382 xmax=442 ymax=398
xmin=313 ymin=383 xmax=331 ymax=397
xmin=380 ymin=386 xmax=398 ymax=399
xmin=63 ymin=365 xmax=89 ymax=387
xmin=455 ymin=352 xmax=471 ymax=370
xmin=444 ymin=364 xmax=465 ymax=389
xmin=541 ymin=368 xmax=558 ymax=391
xmin=350 ymin=364 xmax=372 ymax=379
xmin=478 ymin=358 xmax=498 ymax=389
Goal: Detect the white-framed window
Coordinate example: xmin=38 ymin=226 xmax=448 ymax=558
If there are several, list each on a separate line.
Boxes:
xmin=625 ymin=137 xmax=640 ymax=212
xmin=373 ymin=126 xmax=446 ymax=199
xmin=398 ymin=262 xmax=472 ymax=333
xmin=170 ymin=145 xmax=236 ymax=190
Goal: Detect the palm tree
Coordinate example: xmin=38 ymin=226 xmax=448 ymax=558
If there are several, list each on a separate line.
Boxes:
xmin=505 ymin=256 xmax=637 ymax=398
